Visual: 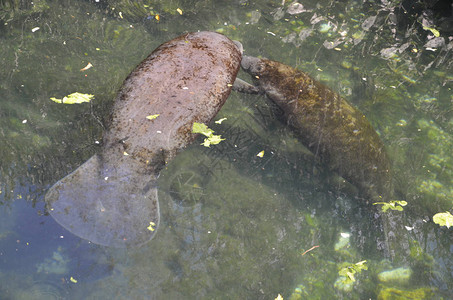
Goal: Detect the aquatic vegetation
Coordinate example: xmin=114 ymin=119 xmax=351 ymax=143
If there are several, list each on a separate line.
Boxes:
xmin=377 ymin=286 xmax=435 ymax=300
xmin=432 ymin=211 xmax=453 ymax=228
xmin=414 ymin=119 xmax=453 ymax=210
xmin=373 ymin=200 xmax=408 ymax=212
xmin=0 ymin=0 xmax=49 ymax=23
xmin=338 ymin=260 xmax=368 ymax=284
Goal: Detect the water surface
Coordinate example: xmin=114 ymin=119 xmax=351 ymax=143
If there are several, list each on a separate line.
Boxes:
xmin=1 ymin=0 xmax=452 ymax=298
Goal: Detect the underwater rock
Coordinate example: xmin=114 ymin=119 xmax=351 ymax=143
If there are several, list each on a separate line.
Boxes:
xmin=334 ymin=232 xmax=351 ymax=252
xmin=36 ymin=247 xmax=69 ymax=275
xmin=378 ymin=267 xmax=412 ymax=285
xmin=334 ymin=276 xmax=354 ymax=292
xmin=377 ymin=285 xmax=435 ymax=300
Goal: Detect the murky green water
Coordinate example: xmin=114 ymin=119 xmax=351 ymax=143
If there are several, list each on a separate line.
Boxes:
xmin=1 ymin=0 xmax=452 ymax=299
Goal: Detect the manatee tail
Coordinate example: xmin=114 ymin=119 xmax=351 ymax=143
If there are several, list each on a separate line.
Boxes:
xmin=45 ymin=154 xmax=160 ymax=248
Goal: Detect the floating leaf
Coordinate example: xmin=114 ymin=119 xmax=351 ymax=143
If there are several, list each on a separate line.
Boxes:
xmin=423 ymin=26 xmax=440 ymax=37
xmin=205 ymin=134 xmax=224 ymax=146
xmin=146 ymin=114 xmax=160 ymax=120
xmin=215 ymin=118 xmax=227 ymax=124
xmin=192 ymin=122 xmax=214 ymax=136
xmin=176 ymin=8 xmax=183 ymax=15
xmin=275 ymin=294 xmax=283 ymax=300
xmin=80 ymin=62 xmax=93 ymax=71
xmin=256 ymin=150 xmax=264 ymax=158
xmin=70 ymin=277 xmax=77 ymax=283
xmin=373 ymin=200 xmax=407 ymax=212
xmin=192 ymin=122 xmax=224 ymax=147
xmin=147 ymin=221 xmax=156 ymax=231
xmin=433 ymin=212 xmax=453 ymax=228
xmin=50 ymin=92 xmax=94 ymax=104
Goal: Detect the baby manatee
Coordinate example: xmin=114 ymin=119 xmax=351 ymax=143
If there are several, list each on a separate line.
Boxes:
xmin=240 ymin=56 xmax=392 ymax=202
xmin=239 ymin=56 xmax=413 ymax=261
xmin=45 ymin=32 xmax=242 ymax=247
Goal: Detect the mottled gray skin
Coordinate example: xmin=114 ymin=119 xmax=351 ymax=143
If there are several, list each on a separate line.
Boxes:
xmin=46 ymin=32 xmax=242 ymax=248
xmin=241 ymin=56 xmax=392 ymax=202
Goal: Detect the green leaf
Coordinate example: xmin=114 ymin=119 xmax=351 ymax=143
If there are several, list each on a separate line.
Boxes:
xmin=206 ymin=134 xmax=225 ymax=145
xmin=192 ymin=122 xmax=224 ymax=147
xmin=50 ymin=92 xmax=94 ymax=104
xmin=192 ymin=122 xmax=214 ymax=137
xmin=423 ymin=26 xmax=440 ymax=37
xmin=338 ymin=260 xmax=367 ymax=283
xmin=433 ymin=212 xmax=453 ymax=228
xmin=373 ymin=200 xmax=407 ymax=212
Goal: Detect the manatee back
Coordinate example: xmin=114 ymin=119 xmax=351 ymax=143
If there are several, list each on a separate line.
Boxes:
xmin=104 ymin=31 xmax=242 ymax=163
xmin=46 ymin=32 xmax=242 ymax=248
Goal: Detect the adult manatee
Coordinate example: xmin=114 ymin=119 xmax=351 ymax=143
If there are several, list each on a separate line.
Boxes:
xmin=240 ymin=56 xmax=392 ymax=202
xmin=46 ymin=32 xmax=242 ymax=248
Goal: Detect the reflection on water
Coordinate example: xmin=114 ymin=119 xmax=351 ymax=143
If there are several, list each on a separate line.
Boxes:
xmin=0 ymin=0 xmax=452 ymax=298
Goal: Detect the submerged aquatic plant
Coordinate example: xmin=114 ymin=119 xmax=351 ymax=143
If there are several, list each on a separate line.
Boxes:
xmin=415 ymin=120 xmax=453 ymax=210
xmin=373 ymin=200 xmax=408 ymax=212
xmin=338 ymin=260 xmax=368 ymax=283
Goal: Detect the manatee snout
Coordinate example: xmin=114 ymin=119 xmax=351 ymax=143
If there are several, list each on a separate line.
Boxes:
xmin=240 ymin=55 xmax=263 ymax=75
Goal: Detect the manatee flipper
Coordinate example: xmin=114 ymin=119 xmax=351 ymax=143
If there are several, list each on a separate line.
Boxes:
xmin=46 ymin=154 xmax=160 ymax=248
xmin=232 ymin=77 xmax=261 ymax=94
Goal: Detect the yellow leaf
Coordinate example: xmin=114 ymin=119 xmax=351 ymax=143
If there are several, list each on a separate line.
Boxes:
xmin=147 ymin=221 xmax=156 ymax=231
xmin=275 ymin=294 xmax=283 ymax=300
xmin=50 ymin=92 xmax=94 ymax=104
xmin=423 ymin=26 xmax=440 ymax=37
xmin=70 ymin=277 xmax=77 ymax=283
xmin=256 ymin=150 xmax=264 ymax=158
xmin=146 ymin=114 xmax=160 ymax=120
xmin=176 ymin=8 xmax=183 ymax=15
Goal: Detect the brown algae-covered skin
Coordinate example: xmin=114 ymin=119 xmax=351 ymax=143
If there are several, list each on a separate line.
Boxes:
xmin=241 ymin=56 xmax=391 ymax=202
xmin=46 ymin=32 xmax=242 ymax=247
